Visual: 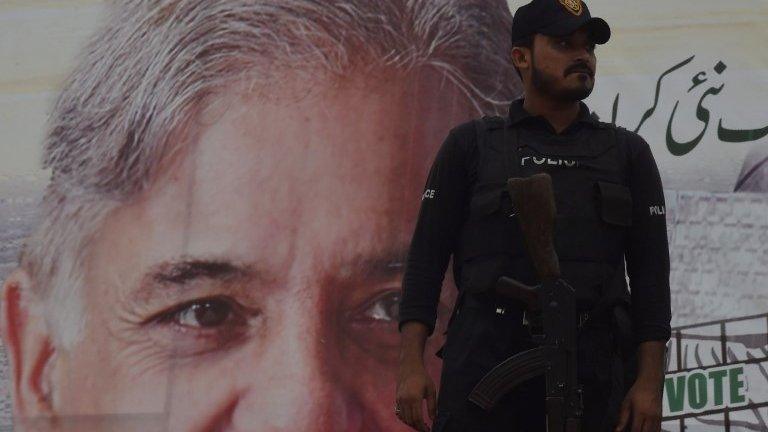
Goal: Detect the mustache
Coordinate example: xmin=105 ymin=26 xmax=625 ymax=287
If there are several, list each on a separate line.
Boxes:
xmin=565 ymin=63 xmax=593 ymax=77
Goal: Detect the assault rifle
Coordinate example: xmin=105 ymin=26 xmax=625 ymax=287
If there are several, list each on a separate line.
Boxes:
xmin=468 ymin=173 xmax=583 ymax=432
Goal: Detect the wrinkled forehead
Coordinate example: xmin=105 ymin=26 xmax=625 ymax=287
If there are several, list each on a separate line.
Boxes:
xmin=188 ymin=70 xmax=464 ymax=201
xmin=197 ymin=77 xmax=416 ymax=186
xmin=131 ymin=71 xmax=471 ymax=262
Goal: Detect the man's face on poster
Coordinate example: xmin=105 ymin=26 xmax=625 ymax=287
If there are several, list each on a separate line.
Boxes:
xmin=11 ymin=72 xmax=467 ymax=431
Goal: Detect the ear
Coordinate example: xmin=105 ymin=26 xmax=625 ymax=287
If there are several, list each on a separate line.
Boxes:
xmin=511 ymin=46 xmax=531 ymax=73
xmin=0 ymin=269 xmax=56 ymax=418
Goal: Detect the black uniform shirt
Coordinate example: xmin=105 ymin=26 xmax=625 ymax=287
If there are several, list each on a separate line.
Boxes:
xmin=399 ymin=99 xmax=672 ymax=343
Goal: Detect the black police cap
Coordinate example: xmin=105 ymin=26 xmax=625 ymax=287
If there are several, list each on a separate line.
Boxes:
xmin=511 ymin=0 xmax=611 ymax=45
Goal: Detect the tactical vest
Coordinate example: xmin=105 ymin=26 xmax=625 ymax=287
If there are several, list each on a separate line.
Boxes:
xmin=455 ymin=116 xmax=633 ymax=313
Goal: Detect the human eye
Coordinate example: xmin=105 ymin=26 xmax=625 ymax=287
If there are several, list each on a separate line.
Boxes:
xmin=163 ymin=297 xmax=241 ymax=328
xmin=346 ymin=289 xmax=402 ymax=357
xmin=360 ymin=290 xmax=400 ymax=323
xmin=146 ymin=296 xmax=259 ymax=355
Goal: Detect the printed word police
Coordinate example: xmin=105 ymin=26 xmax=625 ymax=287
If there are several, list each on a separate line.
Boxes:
xmin=521 ymin=156 xmax=579 ymax=167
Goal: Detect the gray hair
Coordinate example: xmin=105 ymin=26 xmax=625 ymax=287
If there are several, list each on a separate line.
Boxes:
xmin=21 ymin=0 xmax=519 ymax=346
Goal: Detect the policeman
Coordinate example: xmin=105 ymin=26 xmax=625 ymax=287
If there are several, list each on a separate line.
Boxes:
xmin=395 ymin=1 xmax=671 ymax=431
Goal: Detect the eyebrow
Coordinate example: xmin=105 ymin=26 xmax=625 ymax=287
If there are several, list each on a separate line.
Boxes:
xmin=150 ymin=259 xmax=252 ymax=285
xmin=129 ymin=247 xmax=409 ymax=305
xmin=129 ymin=258 xmax=261 ymax=305
xmin=340 ymin=247 xmax=409 ymax=282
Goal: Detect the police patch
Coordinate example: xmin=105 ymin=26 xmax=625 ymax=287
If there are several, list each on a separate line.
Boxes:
xmin=558 ymin=0 xmax=583 ymax=16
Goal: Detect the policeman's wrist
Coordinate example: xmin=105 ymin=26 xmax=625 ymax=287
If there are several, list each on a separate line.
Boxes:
xmin=635 ymin=372 xmax=664 ymax=387
xmin=398 ymin=355 xmax=427 ymax=374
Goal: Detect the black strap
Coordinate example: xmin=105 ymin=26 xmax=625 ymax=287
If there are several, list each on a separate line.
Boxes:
xmin=502 ymin=125 xmax=521 ymax=180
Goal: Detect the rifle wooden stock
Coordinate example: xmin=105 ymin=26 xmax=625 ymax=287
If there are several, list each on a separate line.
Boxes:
xmin=507 ymin=174 xmax=560 ymax=283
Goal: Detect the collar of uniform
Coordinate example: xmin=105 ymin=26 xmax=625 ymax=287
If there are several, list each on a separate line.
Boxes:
xmin=506 ymin=99 xmax=604 ymax=129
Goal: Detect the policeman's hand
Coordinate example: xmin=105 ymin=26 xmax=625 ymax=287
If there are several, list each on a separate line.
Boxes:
xmin=614 ymin=379 xmax=662 ymax=432
xmin=395 ymin=362 xmax=437 ymax=432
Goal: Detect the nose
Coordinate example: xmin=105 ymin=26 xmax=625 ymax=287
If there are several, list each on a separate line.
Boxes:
xmin=228 ymin=300 xmax=369 ymax=431
xmin=575 ymin=47 xmax=594 ymax=66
